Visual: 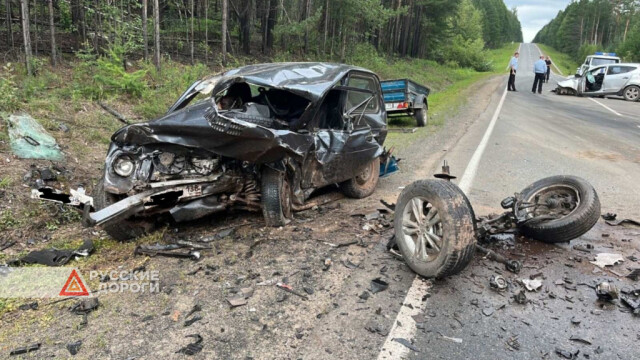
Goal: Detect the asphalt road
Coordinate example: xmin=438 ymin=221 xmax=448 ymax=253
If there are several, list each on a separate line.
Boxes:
xmin=400 ymin=43 xmax=640 ymax=360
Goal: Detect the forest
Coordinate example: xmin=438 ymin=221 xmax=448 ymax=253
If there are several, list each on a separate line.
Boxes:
xmin=0 ymin=0 xmax=522 ymax=76
xmin=533 ymin=0 xmax=640 ymax=62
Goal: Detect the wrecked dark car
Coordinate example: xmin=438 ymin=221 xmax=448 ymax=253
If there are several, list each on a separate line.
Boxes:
xmin=84 ymin=63 xmax=387 ymax=240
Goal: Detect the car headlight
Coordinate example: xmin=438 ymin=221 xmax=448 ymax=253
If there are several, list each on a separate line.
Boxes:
xmin=113 ymin=156 xmax=135 ymax=177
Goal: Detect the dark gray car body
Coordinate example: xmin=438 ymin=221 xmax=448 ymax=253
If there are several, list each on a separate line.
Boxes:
xmin=96 ymin=62 xmax=387 ymax=226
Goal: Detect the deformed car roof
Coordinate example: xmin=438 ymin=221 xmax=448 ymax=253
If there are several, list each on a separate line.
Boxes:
xmin=213 ymin=62 xmax=374 ymax=101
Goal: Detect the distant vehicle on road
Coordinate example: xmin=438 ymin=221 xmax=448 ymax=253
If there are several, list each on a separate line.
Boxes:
xmin=555 ymin=63 xmax=640 ymax=101
xmin=381 ymin=79 xmax=430 ymax=127
xmin=576 ymin=52 xmax=620 ymax=76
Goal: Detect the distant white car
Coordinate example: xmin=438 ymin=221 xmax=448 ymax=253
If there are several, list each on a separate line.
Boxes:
xmin=555 ymin=63 xmax=640 ymax=102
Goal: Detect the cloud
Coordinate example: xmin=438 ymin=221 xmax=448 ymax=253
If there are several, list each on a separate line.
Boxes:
xmin=503 ymin=0 xmax=572 ymax=42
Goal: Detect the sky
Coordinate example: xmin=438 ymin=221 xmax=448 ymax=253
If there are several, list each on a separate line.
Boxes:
xmin=503 ymin=0 xmax=572 ymax=43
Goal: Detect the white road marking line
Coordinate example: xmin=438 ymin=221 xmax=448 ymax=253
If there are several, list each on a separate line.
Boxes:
xmin=457 ymin=85 xmax=509 ymax=193
xmin=376 ymin=43 xmax=519 ymax=360
xmin=588 ymin=98 xmax=623 ymax=117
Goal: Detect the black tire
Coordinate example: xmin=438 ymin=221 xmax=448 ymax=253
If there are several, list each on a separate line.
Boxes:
xmin=92 ymin=177 xmax=151 ymax=241
xmin=414 ymin=104 xmax=427 ymax=127
xmin=519 ymin=175 xmax=600 ymax=243
xmin=393 ymin=179 xmax=476 ymax=279
xmin=623 ymin=85 xmax=640 ymax=102
xmin=340 ymin=157 xmax=380 ymax=199
xmin=261 ymin=167 xmax=292 ymax=227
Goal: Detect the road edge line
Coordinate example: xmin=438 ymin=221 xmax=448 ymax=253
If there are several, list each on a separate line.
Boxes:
xmin=376 ymin=43 xmax=518 ymax=359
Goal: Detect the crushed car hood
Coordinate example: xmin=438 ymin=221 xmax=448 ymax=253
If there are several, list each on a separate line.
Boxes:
xmin=112 ymin=100 xmax=314 ymax=163
xmin=557 ymin=77 xmax=579 ymax=90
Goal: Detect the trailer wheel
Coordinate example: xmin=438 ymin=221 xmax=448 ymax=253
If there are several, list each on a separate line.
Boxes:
xmin=394 ymin=179 xmax=476 ymax=279
xmin=414 ymin=102 xmax=427 ymax=127
xmin=92 ymin=177 xmax=152 ymax=241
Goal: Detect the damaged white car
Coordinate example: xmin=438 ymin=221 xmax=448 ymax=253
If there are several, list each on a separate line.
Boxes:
xmin=554 ymin=63 xmax=640 ymax=101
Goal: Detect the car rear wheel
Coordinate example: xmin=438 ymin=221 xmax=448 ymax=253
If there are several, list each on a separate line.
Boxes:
xmin=623 ymin=85 xmax=640 ymax=102
xmin=340 ymin=157 xmax=380 ymax=199
xmin=394 ymin=179 xmax=476 ymax=278
xmin=414 ymin=103 xmax=427 ymax=127
xmin=261 ymin=167 xmax=292 ymax=227
xmin=92 ymin=177 xmax=152 ymax=241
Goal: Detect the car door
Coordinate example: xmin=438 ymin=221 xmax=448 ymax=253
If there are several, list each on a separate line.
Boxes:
xmin=603 ymin=65 xmax=637 ymax=92
xmin=306 ymin=72 xmax=384 ymax=188
xmin=582 ymin=66 xmax=606 ymax=93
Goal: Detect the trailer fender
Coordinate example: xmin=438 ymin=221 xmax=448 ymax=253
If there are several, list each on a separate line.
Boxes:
xmin=414 ymin=95 xmax=428 ymax=109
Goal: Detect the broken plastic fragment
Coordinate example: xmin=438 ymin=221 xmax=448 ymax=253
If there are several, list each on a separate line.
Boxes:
xmin=5 ymin=113 xmax=64 ymax=161
xmin=521 ymin=279 xmax=543 ymax=291
xmin=590 ymin=253 xmax=624 ymax=268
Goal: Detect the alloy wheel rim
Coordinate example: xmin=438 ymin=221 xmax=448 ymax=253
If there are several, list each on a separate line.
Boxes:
xmin=400 ymin=197 xmax=443 ymax=263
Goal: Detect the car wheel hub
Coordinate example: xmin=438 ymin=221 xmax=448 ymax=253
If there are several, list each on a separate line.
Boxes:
xmin=627 ymin=87 xmax=639 ymax=100
xmin=400 ymin=197 xmax=443 ymax=263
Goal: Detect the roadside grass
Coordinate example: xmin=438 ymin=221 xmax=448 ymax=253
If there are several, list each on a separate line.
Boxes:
xmin=537 ymin=43 xmax=579 ymax=77
xmin=379 ymin=43 xmax=518 ymax=150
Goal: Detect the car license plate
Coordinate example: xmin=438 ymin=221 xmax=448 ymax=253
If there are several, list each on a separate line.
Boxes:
xmin=184 ymin=184 xmax=202 ymax=197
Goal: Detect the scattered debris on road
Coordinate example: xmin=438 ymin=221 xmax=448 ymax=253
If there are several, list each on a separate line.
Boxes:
xmin=392 ymin=338 xmax=419 ymax=352
xmin=521 ymin=278 xmax=543 ymax=291
xmin=590 ymin=253 xmax=624 ymax=268
xmin=66 ymin=340 xmax=82 ymax=356
xmin=489 ymin=275 xmax=508 ymax=291
xmin=9 ymin=343 xmax=41 ymax=356
xmin=176 ymin=334 xmax=203 ymax=355
xmin=370 ymin=278 xmax=389 ymax=294
xmin=10 ymin=239 xmax=94 ymax=266
xmin=605 ymin=218 xmax=640 ymax=227
xmin=134 ymin=244 xmax=201 ymax=261
xmin=5 ymin=113 xmax=64 ymax=161
xmin=595 ymin=282 xmax=619 ymax=301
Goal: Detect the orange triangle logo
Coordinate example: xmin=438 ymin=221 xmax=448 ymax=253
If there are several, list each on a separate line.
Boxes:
xmin=59 ymin=269 xmax=90 ymax=296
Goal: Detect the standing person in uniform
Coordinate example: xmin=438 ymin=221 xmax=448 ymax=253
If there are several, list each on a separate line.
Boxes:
xmin=532 ymin=55 xmax=547 ymax=94
xmin=545 ymin=56 xmax=552 ymax=83
xmin=508 ymin=51 xmax=519 ymax=91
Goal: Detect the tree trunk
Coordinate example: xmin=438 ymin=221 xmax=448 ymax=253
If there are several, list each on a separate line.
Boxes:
xmin=190 ymin=0 xmax=194 ymax=64
xmin=6 ymin=0 xmax=13 ymax=48
xmin=32 ymin=0 xmax=37 ymax=56
xmin=222 ymin=0 xmax=228 ymax=65
xmin=205 ymin=0 xmax=209 ymax=64
xmin=21 ymin=0 xmax=32 ymax=75
xmin=142 ymin=0 xmax=148 ymax=60
xmin=623 ymin=16 xmax=630 ymax=42
xmin=303 ymin=0 xmax=310 ymax=54
xmin=48 ymin=0 xmax=55 ymax=66
xmin=322 ymin=0 xmax=328 ymax=53
xmin=153 ymin=0 xmax=160 ymax=71
xmin=264 ymin=0 xmax=276 ymax=53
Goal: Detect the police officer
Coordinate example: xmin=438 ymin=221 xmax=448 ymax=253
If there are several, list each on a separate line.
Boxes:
xmin=532 ymin=55 xmax=547 ymax=94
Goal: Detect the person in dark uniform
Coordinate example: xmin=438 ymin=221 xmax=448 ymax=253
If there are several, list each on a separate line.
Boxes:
xmin=507 ymin=51 xmax=519 ymax=91
xmin=532 ymin=55 xmax=547 ymax=94
xmin=545 ymin=56 xmax=552 ymax=83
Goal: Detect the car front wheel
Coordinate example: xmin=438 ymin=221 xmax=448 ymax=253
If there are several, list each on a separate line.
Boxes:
xmin=261 ymin=167 xmax=292 ymax=227
xmin=623 ymin=85 xmax=640 ymax=102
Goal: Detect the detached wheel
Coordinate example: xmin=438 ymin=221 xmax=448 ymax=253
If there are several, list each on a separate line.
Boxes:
xmin=518 ymin=175 xmax=600 ymax=243
xmin=340 ymin=157 xmax=380 ymax=199
xmin=394 ymin=179 xmax=476 ymax=279
xmin=414 ymin=103 xmax=427 ymax=127
xmin=261 ymin=167 xmax=292 ymax=227
xmin=92 ymin=177 xmax=151 ymax=241
xmin=623 ymin=85 xmax=640 ymax=102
